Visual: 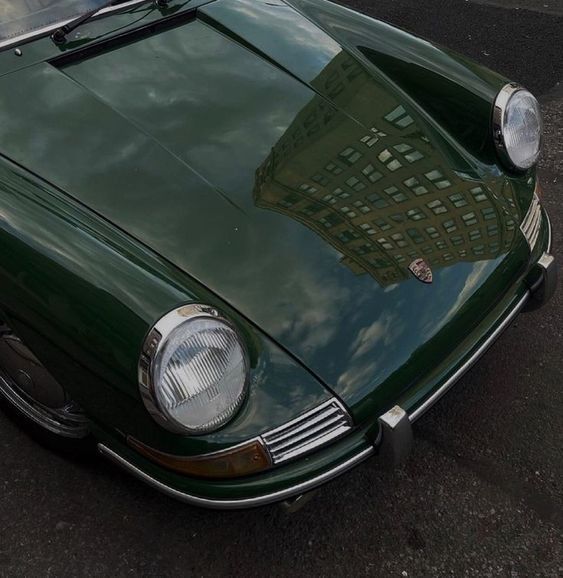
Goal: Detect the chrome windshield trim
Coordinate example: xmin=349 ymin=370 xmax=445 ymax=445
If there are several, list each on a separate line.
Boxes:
xmin=98 ymin=443 xmax=374 ymax=509
xmin=409 ymin=291 xmax=530 ymax=423
xmin=0 ymin=0 xmax=150 ymax=51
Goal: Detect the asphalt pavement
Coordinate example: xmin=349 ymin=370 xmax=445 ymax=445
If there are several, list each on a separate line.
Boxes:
xmin=1 ymin=1 xmax=562 ymax=576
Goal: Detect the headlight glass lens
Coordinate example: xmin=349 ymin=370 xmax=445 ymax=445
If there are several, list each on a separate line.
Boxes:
xmin=502 ymin=89 xmax=542 ymax=170
xmin=143 ymin=308 xmax=249 ymax=435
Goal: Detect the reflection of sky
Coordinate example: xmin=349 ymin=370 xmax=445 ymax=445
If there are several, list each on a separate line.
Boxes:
xmin=202 ymin=0 xmax=342 ymax=84
xmin=0 ymin=14 xmax=519 ymax=414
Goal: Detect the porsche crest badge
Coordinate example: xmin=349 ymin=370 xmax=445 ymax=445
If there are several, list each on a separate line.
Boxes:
xmin=408 ymin=258 xmax=433 ymax=284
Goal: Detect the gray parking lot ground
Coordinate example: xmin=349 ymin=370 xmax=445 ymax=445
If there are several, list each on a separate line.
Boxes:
xmin=0 ymin=1 xmax=562 ymax=576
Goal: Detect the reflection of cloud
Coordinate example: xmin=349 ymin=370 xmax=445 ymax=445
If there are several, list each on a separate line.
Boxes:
xmin=442 ymin=261 xmax=493 ymax=324
xmin=349 ymin=311 xmax=403 ymax=359
xmin=336 ymin=360 xmax=378 ymax=392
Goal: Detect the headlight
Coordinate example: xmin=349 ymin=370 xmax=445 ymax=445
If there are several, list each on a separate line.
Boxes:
xmin=139 ymin=304 xmax=249 ymax=435
xmin=493 ymin=84 xmax=542 ymax=171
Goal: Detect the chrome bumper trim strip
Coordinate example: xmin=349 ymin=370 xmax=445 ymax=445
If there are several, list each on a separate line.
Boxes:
xmin=409 ymin=291 xmax=530 ymax=423
xmin=97 ymin=442 xmax=374 ymax=509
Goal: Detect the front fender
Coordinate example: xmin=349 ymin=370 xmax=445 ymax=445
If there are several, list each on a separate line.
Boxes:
xmin=0 ymin=156 xmax=331 ymax=455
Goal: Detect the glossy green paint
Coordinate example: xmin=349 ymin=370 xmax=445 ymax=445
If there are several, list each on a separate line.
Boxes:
xmin=0 ymin=0 xmax=546 ymax=499
xmin=0 ymin=157 xmax=331 ymax=454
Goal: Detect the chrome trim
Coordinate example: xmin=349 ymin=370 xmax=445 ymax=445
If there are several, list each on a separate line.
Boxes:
xmin=409 ymin=291 xmax=530 ymax=423
xmin=546 ymin=210 xmax=553 ymax=253
xmin=0 ymin=0 xmax=151 ymax=51
xmin=520 ymin=193 xmax=543 ymax=250
xmin=492 ymin=83 xmax=542 ymax=172
xmin=0 ymin=370 xmax=89 ymax=438
xmin=98 ymin=442 xmax=374 ymax=509
xmin=138 ymin=303 xmax=249 ymax=435
xmin=261 ymin=399 xmax=353 ymax=465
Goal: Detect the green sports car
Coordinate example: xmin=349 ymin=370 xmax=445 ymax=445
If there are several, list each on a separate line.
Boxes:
xmin=0 ymin=0 xmax=557 ymax=509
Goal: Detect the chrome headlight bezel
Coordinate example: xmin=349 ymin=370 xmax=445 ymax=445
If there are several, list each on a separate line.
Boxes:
xmin=493 ymin=83 xmax=543 ymax=172
xmin=138 ymin=304 xmax=249 ymax=436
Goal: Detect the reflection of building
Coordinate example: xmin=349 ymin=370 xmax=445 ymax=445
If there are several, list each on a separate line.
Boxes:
xmin=254 ymin=52 xmax=518 ymax=287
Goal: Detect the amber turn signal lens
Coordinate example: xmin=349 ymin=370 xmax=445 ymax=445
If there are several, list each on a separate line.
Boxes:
xmin=128 ymin=437 xmax=272 ymax=479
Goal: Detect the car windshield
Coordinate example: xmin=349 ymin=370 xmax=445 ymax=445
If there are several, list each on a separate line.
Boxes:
xmin=0 ymin=0 xmax=113 ymax=44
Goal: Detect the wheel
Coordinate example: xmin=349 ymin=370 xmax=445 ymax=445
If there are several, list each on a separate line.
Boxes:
xmin=0 ymin=322 xmax=93 ymax=455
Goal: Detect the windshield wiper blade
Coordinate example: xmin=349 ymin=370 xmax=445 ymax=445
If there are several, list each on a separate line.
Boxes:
xmin=51 ymin=0 xmax=167 ymax=45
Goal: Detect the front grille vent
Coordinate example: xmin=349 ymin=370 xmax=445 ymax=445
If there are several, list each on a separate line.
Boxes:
xmin=520 ymin=194 xmax=542 ymax=250
xmin=262 ymin=399 xmax=353 ymax=465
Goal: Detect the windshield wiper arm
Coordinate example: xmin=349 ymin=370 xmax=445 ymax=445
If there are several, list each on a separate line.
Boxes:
xmin=51 ymin=0 xmax=167 ymax=45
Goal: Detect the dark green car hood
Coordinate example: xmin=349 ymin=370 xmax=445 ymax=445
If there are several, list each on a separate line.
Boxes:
xmin=0 ymin=0 xmax=532 ymax=421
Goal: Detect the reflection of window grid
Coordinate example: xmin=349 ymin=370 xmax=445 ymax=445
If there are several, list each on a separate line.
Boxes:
xmin=337 ymin=229 xmax=359 ymax=243
xmin=442 ymin=219 xmax=457 ymax=233
xmin=368 ymin=192 xmax=390 ymax=209
xmin=339 ymin=147 xmax=362 ymax=165
xmin=384 ymin=186 xmax=409 ymax=203
xmin=333 ymin=187 xmax=350 ymax=199
xmin=393 ymin=143 xmax=424 ymax=164
xmin=384 ymin=105 xmax=415 ymax=129
xmin=427 ymin=199 xmax=448 ymax=215
xmin=391 ymin=232 xmax=409 ymax=248
xmin=407 ymin=208 xmax=427 ymax=221
xmin=340 ymin=206 xmax=357 ymax=218
xmin=481 ymin=207 xmax=496 ymax=220
xmin=325 ymin=162 xmax=343 ymax=176
xmin=449 ymin=193 xmax=468 ymax=208
xmin=470 ymin=187 xmax=487 ymax=202
xmin=300 ymin=203 xmax=323 ymax=217
xmin=299 ymin=183 xmax=317 ymax=194
xmin=407 ymin=228 xmax=424 ymax=244
xmin=362 ymin=164 xmax=383 ymax=183
xmin=346 ymin=176 xmax=366 ymax=192
xmin=322 ymin=193 xmax=337 ymax=205
xmin=360 ymin=134 xmax=379 ymax=148
xmin=462 ymin=212 xmax=478 ymax=226
xmin=373 ymin=218 xmax=392 ymax=232
xmin=353 ymin=199 xmax=371 ymax=214
xmin=404 ymin=176 xmax=429 ymax=196
xmin=377 ymin=237 xmax=394 ymax=250
xmin=311 ymin=173 xmax=329 ymax=186
xmin=425 ymin=169 xmax=452 ymax=190
xmin=378 ymin=148 xmax=403 ymax=172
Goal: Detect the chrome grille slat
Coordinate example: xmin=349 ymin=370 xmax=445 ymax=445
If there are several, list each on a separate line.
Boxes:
xmin=520 ymin=194 xmax=543 ymax=250
xmin=264 ymin=406 xmax=340 ymax=445
xmin=268 ymin=425 xmax=352 ymax=464
xmin=262 ymin=399 xmax=353 ymax=465
xmin=267 ymin=414 xmax=348 ymax=454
